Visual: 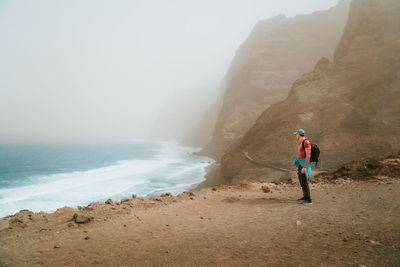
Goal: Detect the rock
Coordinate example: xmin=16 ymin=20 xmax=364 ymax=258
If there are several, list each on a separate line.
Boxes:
xmin=225 ymin=197 xmax=240 ymax=203
xmin=105 ymin=199 xmax=113 ymax=205
xmin=121 ymin=198 xmax=130 ymax=203
xmin=271 ymin=180 xmax=279 ymax=185
xmin=132 ymin=194 xmax=137 ymax=198
xmin=54 ymin=245 xmax=60 ymax=248
xmin=219 ymin=0 xmax=400 ymax=182
xmin=161 ymin=192 xmax=172 ymax=197
xmin=84 ymin=236 xmax=90 ymax=240
xmin=296 ymin=220 xmax=302 ymax=226
xmin=368 ymin=240 xmax=383 ymax=246
xmin=202 ymin=0 xmax=351 ymax=162
xmin=67 ymin=222 xmax=75 ymax=228
xmin=261 ymin=185 xmax=271 ymax=193
xmin=212 ymin=187 xmax=217 ymax=191
xmin=188 ymin=192 xmax=195 ymax=196
xmin=189 ymin=197 xmax=194 ymax=200
xmin=73 ymin=213 xmax=93 ymax=224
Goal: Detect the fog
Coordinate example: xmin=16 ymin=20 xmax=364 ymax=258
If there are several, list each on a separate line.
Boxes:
xmin=0 ymin=0 xmax=339 ymax=144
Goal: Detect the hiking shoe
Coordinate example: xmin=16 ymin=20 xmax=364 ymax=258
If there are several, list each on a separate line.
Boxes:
xmin=297 ymin=197 xmax=306 ymax=201
xmin=301 ymin=200 xmax=313 ymax=205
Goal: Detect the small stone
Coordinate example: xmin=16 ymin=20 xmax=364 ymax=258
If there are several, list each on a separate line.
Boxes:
xmin=105 ymin=199 xmax=113 ymax=205
xmin=296 ymin=220 xmax=301 ymax=226
xmin=73 ymin=213 xmax=93 ymax=224
xmin=261 ymin=185 xmax=271 ymax=193
xmin=165 ymin=250 xmax=169 ymax=253
xmin=225 ymin=197 xmax=240 ymax=203
xmin=132 ymin=194 xmax=137 ymax=198
xmin=212 ymin=187 xmax=217 ymax=191
xmin=84 ymin=236 xmax=90 ymax=240
xmin=188 ymin=192 xmax=195 ymax=196
xmin=200 ymin=217 xmax=204 ymax=219
xmin=190 ymin=197 xmax=194 ymax=200
xmin=54 ymin=245 xmax=60 ymax=248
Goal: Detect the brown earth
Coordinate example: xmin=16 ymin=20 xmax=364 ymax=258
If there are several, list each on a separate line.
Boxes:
xmin=219 ymin=0 xmax=400 ymax=185
xmin=1 ymin=177 xmax=400 ymax=266
xmin=201 ymin=0 xmax=351 ymax=161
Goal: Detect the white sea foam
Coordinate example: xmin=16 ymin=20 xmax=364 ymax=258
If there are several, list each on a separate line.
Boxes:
xmin=0 ymin=142 xmax=213 ymax=217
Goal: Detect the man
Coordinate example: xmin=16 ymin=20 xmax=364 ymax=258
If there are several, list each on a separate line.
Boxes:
xmin=293 ymin=129 xmax=312 ymax=204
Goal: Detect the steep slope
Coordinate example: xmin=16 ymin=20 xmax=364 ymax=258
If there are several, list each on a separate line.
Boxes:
xmin=220 ymin=0 xmax=400 ymax=184
xmin=201 ymin=0 xmax=351 ymax=160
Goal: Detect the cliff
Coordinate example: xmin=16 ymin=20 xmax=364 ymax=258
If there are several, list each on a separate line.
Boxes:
xmin=201 ymin=0 xmax=351 ymax=160
xmin=220 ymin=0 xmax=400 ymax=184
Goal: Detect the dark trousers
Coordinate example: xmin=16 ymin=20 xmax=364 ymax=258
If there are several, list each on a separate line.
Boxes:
xmin=298 ymin=165 xmax=312 ymax=202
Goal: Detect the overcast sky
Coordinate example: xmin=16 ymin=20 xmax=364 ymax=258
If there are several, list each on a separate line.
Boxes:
xmin=0 ymin=0 xmax=339 ymax=144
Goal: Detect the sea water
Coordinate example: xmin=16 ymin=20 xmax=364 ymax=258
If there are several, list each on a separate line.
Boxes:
xmin=0 ymin=141 xmax=213 ymax=217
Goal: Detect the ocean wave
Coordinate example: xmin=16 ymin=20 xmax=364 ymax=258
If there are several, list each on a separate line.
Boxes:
xmin=0 ymin=142 xmax=213 ymax=217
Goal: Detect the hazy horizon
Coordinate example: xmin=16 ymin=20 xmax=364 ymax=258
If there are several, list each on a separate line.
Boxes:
xmin=0 ymin=0 xmax=339 ymax=144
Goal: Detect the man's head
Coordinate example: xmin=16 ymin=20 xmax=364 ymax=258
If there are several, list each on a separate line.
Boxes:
xmin=293 ymin=129 xmax=305 ymax=140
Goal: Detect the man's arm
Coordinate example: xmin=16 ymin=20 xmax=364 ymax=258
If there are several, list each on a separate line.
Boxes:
xmin=302 ymin=147 xmax=311 ymax=174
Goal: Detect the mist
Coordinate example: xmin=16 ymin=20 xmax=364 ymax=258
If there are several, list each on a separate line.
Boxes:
xmin=0 ymin=0 xmax=339 ymax=144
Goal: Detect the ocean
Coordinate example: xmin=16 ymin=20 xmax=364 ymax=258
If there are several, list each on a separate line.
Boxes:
xmin=0 ymin=141 xmax=213 ymax=217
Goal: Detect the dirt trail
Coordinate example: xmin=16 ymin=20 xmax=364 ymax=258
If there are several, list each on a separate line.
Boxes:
xmin=1 ymin=179 xmax=399 ymax=267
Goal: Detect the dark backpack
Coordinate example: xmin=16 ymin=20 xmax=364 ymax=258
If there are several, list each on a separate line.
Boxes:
xmin=302 ymin=139 xmax=320 ymax=166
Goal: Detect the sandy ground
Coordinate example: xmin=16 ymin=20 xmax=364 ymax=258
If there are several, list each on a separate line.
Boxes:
xmin=1 ymin=178 xmax=399 ymax=267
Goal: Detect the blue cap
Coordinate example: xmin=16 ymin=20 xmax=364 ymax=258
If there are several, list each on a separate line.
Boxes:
xmin=293 ymin=129 xmax=305 ymax=135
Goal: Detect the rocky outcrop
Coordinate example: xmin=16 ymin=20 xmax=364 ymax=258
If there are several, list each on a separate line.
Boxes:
xmin=201 ymin=0 xmax=351 ymax=160
xmin=220 ymin=0 xmax=400 ymax=184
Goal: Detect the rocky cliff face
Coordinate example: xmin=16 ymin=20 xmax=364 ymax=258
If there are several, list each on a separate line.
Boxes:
xmin=201 ymin=0 xmax=351 ymax=160
xmin=220 ymin=0 xmax=400 ymax=184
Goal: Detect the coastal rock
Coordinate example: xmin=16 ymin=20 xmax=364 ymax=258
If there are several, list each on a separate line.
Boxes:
xmin=201 ymin=0 xmax=351 ymax=161
xmin=105 ymin=199 xmax=113 ymax=205
xmin=220 ymin=0 xmax=400 ymax=184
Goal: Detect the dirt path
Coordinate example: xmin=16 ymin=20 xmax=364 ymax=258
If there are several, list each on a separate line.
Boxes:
xmin=1 ymin=179 xmax=399 ymax=266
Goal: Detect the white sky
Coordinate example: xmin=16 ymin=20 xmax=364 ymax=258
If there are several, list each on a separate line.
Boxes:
xmin=0 ymin=0 xmax=339 ymax=143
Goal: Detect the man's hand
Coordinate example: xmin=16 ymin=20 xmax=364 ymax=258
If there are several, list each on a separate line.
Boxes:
xmin=301 ymin=167 xmax=306 ymax=174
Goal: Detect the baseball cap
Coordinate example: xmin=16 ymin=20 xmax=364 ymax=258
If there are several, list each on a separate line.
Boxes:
xmin=293 ymin=129 xmax=305 ymax=135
